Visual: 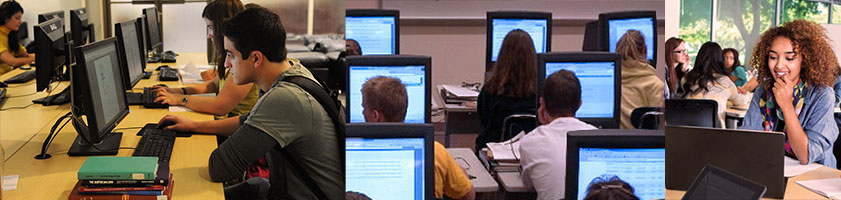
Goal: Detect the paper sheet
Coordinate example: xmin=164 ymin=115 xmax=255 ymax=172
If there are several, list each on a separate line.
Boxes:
xmin=441 ymin=84 xmax=479 ymax=98
xmin=178 ymin=62 xmax=214 ymax=85
xmin=784 ymin=156 xmax=823 ymax=177
xmin=3 ymin=175 xmax=19 ymax=191
xmin=796 ymin=178 xmax=841 ymax=199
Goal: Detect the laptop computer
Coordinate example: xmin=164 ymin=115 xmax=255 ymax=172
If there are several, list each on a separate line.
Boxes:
xmin=683 ymin=164 xmax=767 ymax=200
xmin=666 ymin=125 xmax=785 ymax=199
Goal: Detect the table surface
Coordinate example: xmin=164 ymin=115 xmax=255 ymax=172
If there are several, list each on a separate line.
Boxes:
xmin=666 ymin=165 xmax=840 ymax=199
xmin=446 ymin=148 xmax=499 ymax=193
xmin=1 ymin=53 xmax=225 ymax=199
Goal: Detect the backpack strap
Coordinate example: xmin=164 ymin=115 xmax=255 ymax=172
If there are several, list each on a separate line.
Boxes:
xmin=281 ymin=75 xmax=345 ymax=200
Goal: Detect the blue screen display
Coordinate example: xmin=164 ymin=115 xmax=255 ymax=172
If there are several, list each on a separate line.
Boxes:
xmin=577 ymin=148 xmax=665 ymax=200
xmin=545 ymin=62 xmax=615 ymax=118
xmin=608 ymin=17 xmax=655 ymax=61
xmin=346 ymin=137 xmax=426 ymax=200
xmin=491 ymin=18 xmax=548 ymax=62
xmin=348 ymin=66 xmax=426 ymax=123
xmin=346 ymin=16 xmax=397 ymax=55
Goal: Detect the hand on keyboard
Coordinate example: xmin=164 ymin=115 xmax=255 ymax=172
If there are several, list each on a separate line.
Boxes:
xmin=153 ymin=88 xmax=185 ymax=106
xmin=157 ymin=115 xmax=197 ymax=132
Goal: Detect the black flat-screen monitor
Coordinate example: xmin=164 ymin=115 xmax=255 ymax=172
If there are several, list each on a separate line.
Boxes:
xmin=345 ymin=123 xmax=434 ymax=200
xmin=70 ymin=8 xmax=93 ymax=46
xmin=537 ymin=52 xmax=621 ymax=128
xmin=34 ymin=18 xmax=67 ymax=92
xmin=115 ymin=19 xmax=146 ymax=88
xmin=38 ymin=10 xmax=64 ymax=24
xmin=599 ymin=11 xmax=657 ymax=67
xmin=346 ymin=9 xmax=399 ymax=55
xmin=565 ymin=129 xmax=665 ymax=200
xmin=345 ymin=55 xmax=431 ymax=124
xmin=142 ymin=7 xmax=162 ymax=51
xmin=69 ymin=37 xmax=129 ymax=156
xmin=486 ymin=11 xmax=551 ymax=71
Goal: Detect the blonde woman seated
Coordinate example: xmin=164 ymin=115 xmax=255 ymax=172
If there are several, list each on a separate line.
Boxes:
xmin=676 ymin=42 xmax=747 ymax=127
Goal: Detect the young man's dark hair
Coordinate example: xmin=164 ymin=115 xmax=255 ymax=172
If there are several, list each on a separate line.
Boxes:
xmin=542 ymin=69 xmax=582 ymax=117
xmin=584 ymin=175 xmax=639 ymax=200
xmin=221 ymin=5 xmax=287 ymax=62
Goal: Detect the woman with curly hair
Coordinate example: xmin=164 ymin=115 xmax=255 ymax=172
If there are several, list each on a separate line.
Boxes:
xmin=741 ymin=19 xmax=839 ymax=167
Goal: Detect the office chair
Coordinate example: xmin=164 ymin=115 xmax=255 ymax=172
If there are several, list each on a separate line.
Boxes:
xmin=665 ymin=99 xmax=718 ymax=128
xmin=631 ymin=107 xmax=663 ymax=129
xmin=499 ymin=114 xmax=537 ymax=142
xmin=834 ymin=114 xmax=841 ymax=170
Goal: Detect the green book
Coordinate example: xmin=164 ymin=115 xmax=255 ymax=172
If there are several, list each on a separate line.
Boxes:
xmin=77 ymin=157 xmax=158 ymax=180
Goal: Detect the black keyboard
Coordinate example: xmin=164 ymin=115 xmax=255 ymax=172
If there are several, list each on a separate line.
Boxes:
xmin=158 ymin=68 xmax=179 ymax=81
xmin=4 ymin=70 xmax=36 ymax=83
xmin=133 ymin=128 xmax=176 ymax=163
xmin=0 ymin=88 xmax=6 ymax=103
xmin=142 ymin=87 xmax=168 ymax=108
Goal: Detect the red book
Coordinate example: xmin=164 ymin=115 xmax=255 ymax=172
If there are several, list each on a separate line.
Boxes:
xmin=68 ymin=174 xmax=173 ymax=200
xmin=78 ymin=184 xmax=165 ymax=192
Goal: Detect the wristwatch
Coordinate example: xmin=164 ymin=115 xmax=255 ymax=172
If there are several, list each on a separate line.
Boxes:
xmin=181 ymin=96 xmax=189 ymax=105
xmin=181 ymin=87 xmax=188 ymax=94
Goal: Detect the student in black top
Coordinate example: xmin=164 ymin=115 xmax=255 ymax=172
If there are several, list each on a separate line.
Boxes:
xmin=476 ymin=29 xmax=537 ymax=150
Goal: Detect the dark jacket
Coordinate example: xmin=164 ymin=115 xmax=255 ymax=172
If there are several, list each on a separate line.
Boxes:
xmin=475 ymin=89 xmax=536 ymax=150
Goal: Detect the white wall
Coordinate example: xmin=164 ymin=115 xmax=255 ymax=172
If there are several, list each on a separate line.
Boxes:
xmin=822 ymin=24 xmax=841 ymax=68
xmin=665 ymin=0 xmax=679 ymax=39
xmin=110 ymin=1 xmax=208 ymax=54
xmin=19 ymin=0 xmax=84 ymax=39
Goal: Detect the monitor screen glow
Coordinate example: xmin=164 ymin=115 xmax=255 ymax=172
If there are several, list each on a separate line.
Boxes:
xmin=576 ymin=148 xmax=665 ymax=200
xmin=491 ymin=18 xmax=547 ymax=62
xmin=346 ymin=137 xmax=426 ymax=200
xmin=348 ymin=66 xmax=426 ymax=123
xmin=608 ymin=17 xmax=654 ymax=61
xmin=346 ymin=16 xmax=397 ymax=55
xmin=545 ymin=62 xmax=615 ymax=118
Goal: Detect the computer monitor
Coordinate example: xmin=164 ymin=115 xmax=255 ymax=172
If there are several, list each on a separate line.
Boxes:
xmin=565 ymin=129 xmax=665 ymax=200
xmin=70 ymin=8 xmax=94 ymax=46
xmin=599 ymin=11 xmax=657 ymax=67
xmin=346 ymin=9 xmax=399 ymax=55
xmin=537 ymin=52 xmax=621 ymax=128
xmin=69 ymin=37 xmax=129 ymax=156
xmin=115 ymin=19 xmax=146 ymax=88
xmin=486 ymin=11 xmax=551 ymax=71
xmin=142 ymin=7 xmax=162 ymax=51
xmin=345 ymin=123 xmax=434 ymax=200
xmin=345 ymin=55 xmax=431 ymax=123
xmin=38 ymin=10 xmax=64 ymax=24
xmin=34 ymin=18 xmax=67 ymax=92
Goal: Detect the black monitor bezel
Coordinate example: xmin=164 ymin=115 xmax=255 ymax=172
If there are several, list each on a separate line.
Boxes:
xmin=485 ymin=11 xmax=552 ymax=72
xmin=345 ymin=123 xmax=435 ymax=200
xmin=114 ymin=19 xmax=146 ymax=88
xmin=34 ymin=18 xmax=67 ymax=92
xmin=346 ymin=9 xmax=400 ymax=55
xmin=70 ymin=8 xmax=90 ymax=46
xmin=71 ymin=37 xmax=129 ymax=143
xmin=37 ymin=10 xmax=64 ymax=24
xmin=345 ymin=55 xmax=432 ymax=124
xmin=598 ymin=10 xmax=658 ymax=68
xmin=537 ymin=52 xmax=621 ymax=129
xmin=564 ymin=129 xmax=665 ymax=200
xmin=142 ymin=7 xmax=162 ymax=51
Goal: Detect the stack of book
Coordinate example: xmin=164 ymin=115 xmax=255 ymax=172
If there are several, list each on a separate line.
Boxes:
xmin=69 ymin=157 xmax=173 ymax=200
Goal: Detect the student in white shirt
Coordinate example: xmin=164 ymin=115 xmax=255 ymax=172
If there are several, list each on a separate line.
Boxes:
xmin=519 ymin=69 xmax=598 ymax=200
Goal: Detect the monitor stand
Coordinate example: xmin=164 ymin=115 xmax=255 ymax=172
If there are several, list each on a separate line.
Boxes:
xmin=67 ymin=132 xmax=122 ymax=156
xmin=32 ymin=87 xmax=71 ymax=106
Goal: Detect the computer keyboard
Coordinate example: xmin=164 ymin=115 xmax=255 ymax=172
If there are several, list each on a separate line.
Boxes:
xmin=161 ymin=51 xmax=177 ymax=63
xmin=147 ymin=55 xmax=161 ymax=63
xmin=4 ymin=70 xmax=36 ymax=83
xmin=141 ymin=87 xmax=168 ymax=108
xmin=158 ymin=67 xmax=179 ymax=81
xmin=133 ymin=127 xmax=176 ymax=163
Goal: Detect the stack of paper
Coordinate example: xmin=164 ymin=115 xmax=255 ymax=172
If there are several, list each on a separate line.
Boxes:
xmin=441 ymin=84 xmax=479 ymax=104
xmin=178 ymin=62 xmax=215 ymax=85
xmin=796 ymin=178 xmax=841 ymax=199
xmin=784 ymin=156 xmax=822 ymax=177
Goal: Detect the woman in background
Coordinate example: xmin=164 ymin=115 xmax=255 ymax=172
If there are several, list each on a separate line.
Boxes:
xmin=618 ymin=30 xmax=663 ymax=129
xmin=0 ymin=0 xmax=33 ymax=74
xmin=665 ymin=37 xmax=690 ymax=98
xmin=723 ymin=48 xmax=748 ymax=87
xmin=677 ymin=42 xmax=747 ymax=128
xmin=476 ymin=29 xmax=537 ymax=150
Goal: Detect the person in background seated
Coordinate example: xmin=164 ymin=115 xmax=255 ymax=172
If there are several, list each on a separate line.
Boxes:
xmin=360 ymin=76 xmax=476 ymax=200
xmin=723 ymin=48 xmax=748 ymax=87
xmin=519 ymin=70 xmax=598 ymax=200
xmin=741 ymin=19 xmax=839 ymax=168
xmin=0 ymin=0 xmax=33 ymax=75
xmin=477 ymin=29 xmax=537 ymax=150
xmin=345 ymin=191 xmax=372 ymax=200
xmin=617 ymin=30 xmax=664 ymax=129
xmin=152 ymin=0 xmax=260 ymax=118
xmin=346 ymin=39 xmax=362 ymax=56
xmin=583 ymin=175 xmax=640 ymax=200
xmin=676 ymin=42 xmax=747 ymax=128
xmin=157 ymin=6 xmax=343 ymax=199
xmin=665 ymin=37 xmax=690 ymax=98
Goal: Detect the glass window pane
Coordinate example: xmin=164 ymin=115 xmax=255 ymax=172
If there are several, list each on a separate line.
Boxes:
xmin=679 ymin=0 xmax=712 ymax=66
xmin=782 ymin=0 xmax=830 ymax=24
xmin=833 ymin=4 xmax=841 ymax=24
xmin=714 ymin=0 xmax=775 ymax=71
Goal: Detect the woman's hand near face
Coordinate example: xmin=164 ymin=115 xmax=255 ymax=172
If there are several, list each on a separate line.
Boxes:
xmin=773 ymin=78 xmax=796 ymax=111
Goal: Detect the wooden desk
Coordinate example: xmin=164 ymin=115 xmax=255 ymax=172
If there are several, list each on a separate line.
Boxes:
xmin=666 ymin=165 xmax=840 ymax=199
xmin=3 ymin=54 xmax=224 ymax=199
xmin=0 ymin=68 xmax=72 ymax=160
xmin=437 ymin=85 xmax=483 ymax=147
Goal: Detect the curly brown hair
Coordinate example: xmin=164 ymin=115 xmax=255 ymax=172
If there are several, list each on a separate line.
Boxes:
xmin=749 ymin=19 xmax=838 ymax=87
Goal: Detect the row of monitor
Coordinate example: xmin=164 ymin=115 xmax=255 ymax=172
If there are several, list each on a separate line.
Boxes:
xmin=34 ymin=7 xmax=162 ymax=94
xmin=345 ymin=9 xmax=657 ymax=70
xmin=346 ymin=123 xmax=664 ymax=200
xmin=345 ymin=52 xmax=620 ymax=128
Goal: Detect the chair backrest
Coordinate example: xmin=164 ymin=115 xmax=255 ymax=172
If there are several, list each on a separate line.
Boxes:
xmin=500 ymin=114 xmax=537 ymax=141
xmin=631 ymin=107 xmax=663 ymax=129
xmin=665 ymin=99 xmax=718 ymax=128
